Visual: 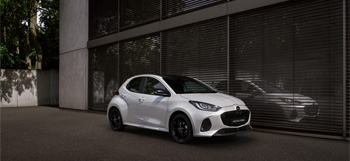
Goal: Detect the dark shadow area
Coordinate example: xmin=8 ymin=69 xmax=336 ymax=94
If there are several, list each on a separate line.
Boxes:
xmin=37 ymin=70 xmax=59 ymax=106
xmin=191 ymin=134 xmax=255 ymax=147
xmin=37 ymin=70 xmax=50 ymax=105
xmin=112 ymin=126 xmax=173 ymax=142
xmin=114 ymin=126 xmax=255 ymax=146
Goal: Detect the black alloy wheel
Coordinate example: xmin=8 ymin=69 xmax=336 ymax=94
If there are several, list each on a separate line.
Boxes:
xmin=170 ymin=114 xmax=193 ymax=143
xmin=109 ymin=108 xmax=125 ymax=131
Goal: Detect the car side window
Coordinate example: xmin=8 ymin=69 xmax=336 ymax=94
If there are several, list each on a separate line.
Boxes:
xmin=241 ymin=82 xmax=251 ymax=93
xmin=232 ymin=81 xmax=252 ymax=93
xmin=126 ymin=77 xmax=143 ymax=93
xmin=232 ymin=81 xmax=243 ymax=93
xmin=143 ymin=77 xmax=167 ymax=95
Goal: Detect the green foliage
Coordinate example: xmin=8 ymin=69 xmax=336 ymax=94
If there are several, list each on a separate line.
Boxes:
xmin=38 ymin=0 xmax=59 ymax=69
xmin=1 ymin=0 xmax=30 ymax=68
xmin=0 ymin=0 xmax=59 ymax=69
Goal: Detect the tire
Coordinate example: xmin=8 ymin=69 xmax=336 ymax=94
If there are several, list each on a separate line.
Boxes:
xmin=170 ymin=114 xmax=193 ymax=143
xmin=109 ymin=108 xmax=125 ymax=131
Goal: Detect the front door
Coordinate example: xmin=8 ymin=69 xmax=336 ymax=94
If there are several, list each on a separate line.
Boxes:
xmin=137 ymin=77 xmax=169 ymax=128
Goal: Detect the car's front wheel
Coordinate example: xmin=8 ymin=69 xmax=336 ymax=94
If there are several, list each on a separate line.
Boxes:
xmin=109 ymin=108 xmax=125 ymax=131
xmin=170 ymin=114 xmax=193 ymax=143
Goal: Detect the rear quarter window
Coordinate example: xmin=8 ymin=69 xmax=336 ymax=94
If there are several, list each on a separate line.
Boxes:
xmin=126 ymin=77 xmax=143 ymax=93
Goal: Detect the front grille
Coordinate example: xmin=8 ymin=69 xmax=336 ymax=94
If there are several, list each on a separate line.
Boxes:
xmin=304 ymin=105 xmax=319 ymax=116
xmin=221 ymin=110 xmax=250 ymax=126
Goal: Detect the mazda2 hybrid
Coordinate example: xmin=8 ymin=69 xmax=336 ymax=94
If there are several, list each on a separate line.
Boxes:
xmin=107 ymin=74 xmax=252 ymax=143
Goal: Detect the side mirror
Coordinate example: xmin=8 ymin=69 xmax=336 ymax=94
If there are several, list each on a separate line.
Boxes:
xmin=154 ymin=89 xmax=170 ymax=97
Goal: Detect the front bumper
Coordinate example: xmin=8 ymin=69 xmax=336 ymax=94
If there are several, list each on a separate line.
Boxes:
xmin=214 ymin=125 xmax=252 ymax=136
xmin=191 ymin=105 xmax=252 ymax=137
xmin=280 ymin=103 xmax=319 ymax=122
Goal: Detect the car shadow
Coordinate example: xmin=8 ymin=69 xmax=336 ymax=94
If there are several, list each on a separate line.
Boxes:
xmin=119 ymin=126 xmax=174 ymax=142
xmin=110 ymin=125 xmax=255 ymax=146
xmin=191 ymin=134 xmax=255 ymax=147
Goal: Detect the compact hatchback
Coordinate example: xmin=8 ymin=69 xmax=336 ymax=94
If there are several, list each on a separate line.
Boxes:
xmin=107 ymin=74 xmax=252 ymax=143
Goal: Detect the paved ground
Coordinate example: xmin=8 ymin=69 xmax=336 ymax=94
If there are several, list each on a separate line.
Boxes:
xmin=1 ymin=106 xmax=349 ymax=161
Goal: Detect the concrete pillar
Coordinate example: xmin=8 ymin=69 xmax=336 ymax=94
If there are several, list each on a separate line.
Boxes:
xmin=59 ymin=0 xmax=89 ymax=110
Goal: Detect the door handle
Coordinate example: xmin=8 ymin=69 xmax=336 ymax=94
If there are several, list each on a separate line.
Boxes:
xmin=120 ymin=93 xmax=126 ymax=98
xmin=139 ymin=97 xmax=145 ymax=102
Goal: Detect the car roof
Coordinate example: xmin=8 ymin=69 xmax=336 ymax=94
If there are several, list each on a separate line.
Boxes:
xmin=130 ymin=74 xmax=162 ymax=79
xmin=161 ymin=75 xmax=190 ymax=79
xmin=130 ymin=74 xmax=190 ymax=79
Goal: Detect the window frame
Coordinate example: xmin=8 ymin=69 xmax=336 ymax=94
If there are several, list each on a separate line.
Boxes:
xmin=126 ymin=77 xmax=144 ymax=93
xmin=141 ymin=77 xmax=170 ymax=96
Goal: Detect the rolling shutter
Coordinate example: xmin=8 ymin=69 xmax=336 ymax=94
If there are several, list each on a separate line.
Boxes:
xmin=120 ymin=0 xmax=160 ymax=29
xmin=88 ymin=43 xmax=119 ymax=111
xmin=120 ymin=34 xmax=161 ymax=83
xmin=87 ymin=0 xmax=348 ymax=137
xmin=89 ymin=0 xmax=118 ymax=39
xmin=230 ymin=0 xmax=346 ymax=135
xmin=162 ymin=0 xmax=225 ymax=18
xmin=162 ymin=17 xmax=228 ymax=93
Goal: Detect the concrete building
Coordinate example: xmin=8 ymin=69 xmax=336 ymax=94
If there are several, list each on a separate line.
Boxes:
xmin=60 ymin=0 xmax=349 ymax=139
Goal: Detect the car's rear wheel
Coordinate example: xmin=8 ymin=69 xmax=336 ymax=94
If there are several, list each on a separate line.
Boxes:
xmin=170 ymin=114 xmax=193 ymax=143
xmin=109 ymin=108 xmax=125 ymax=131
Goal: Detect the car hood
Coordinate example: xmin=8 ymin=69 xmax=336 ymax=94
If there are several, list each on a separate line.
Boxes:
xmin=263 ymin=93 xmax=316 ymax=103
xmin=180 ymin=93 xmax=245 ymax=107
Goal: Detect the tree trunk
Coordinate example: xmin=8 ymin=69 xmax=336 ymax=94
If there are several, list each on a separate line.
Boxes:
xmin=24 ymin=16 xmax=32 ymax=69
xmin=29 ymin=0 xmax=42 ymax=69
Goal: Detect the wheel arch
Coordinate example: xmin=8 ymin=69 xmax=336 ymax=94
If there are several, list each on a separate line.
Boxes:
xmin=108 ymin=106 xmax=119 ymax=117
xmin=168 ymin=110 xmax=194 ymax=133
xmin=107 ymin=95 xmax=128 ymax=122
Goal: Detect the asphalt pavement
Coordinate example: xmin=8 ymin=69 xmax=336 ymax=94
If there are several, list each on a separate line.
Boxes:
xmin=1 ymin=106 xmax=349 ymax=161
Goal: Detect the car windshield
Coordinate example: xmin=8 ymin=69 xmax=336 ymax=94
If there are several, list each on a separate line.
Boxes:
xmin=162 ymin=76 xmax=217 ymax=94
xmin=251 ymin=81 xmax=289 ymax=93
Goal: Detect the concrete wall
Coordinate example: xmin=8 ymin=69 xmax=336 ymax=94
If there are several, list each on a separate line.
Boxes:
xmin=59 ymin=0 xmax=89 ymax=110
xmin=0 ymin=69 xmax=59 ymax=107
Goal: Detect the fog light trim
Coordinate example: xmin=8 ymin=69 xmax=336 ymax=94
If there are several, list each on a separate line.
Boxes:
xmin=200 ymin=118 xmax=212 ymax=132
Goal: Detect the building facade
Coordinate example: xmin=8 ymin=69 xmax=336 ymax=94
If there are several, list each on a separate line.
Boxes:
xmin=60 ymin=0 xmax=349 ymax=139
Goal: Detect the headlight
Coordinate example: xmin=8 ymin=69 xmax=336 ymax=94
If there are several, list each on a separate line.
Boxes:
xmin=282 ymin=98 xmax=302 ymax=105
xmin=189 ymin=101 xmax=222 ymax=112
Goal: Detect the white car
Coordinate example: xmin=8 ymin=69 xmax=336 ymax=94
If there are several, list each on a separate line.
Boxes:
xmin=107 ymin=74 xmax=252 ymax=143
